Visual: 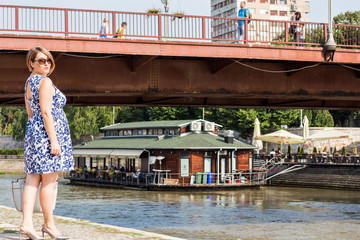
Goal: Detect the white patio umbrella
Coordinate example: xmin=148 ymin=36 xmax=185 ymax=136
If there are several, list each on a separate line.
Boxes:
xmin=303 ymin=116 xmax=310 ymax=153
xmin=306 ymin=128 xmax=351 ymax=154
xmin=252 ymin=118 xmax=263 ymax=151
xmin=306 ymin=128 xmax=350 ymax=142
xmin=255 ymin=129 xmax=305 ymax=145
xmin=303 ymin=116 xmax=310 ymax=140
xmin=255 ymin=129 xmax=305 ymax=157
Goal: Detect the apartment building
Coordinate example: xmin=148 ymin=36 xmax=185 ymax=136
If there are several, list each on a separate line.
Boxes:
xmin=211 ymin=0 xmax=311 ymax=41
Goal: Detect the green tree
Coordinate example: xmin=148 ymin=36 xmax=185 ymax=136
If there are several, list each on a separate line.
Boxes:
xmin=0 ymin=107 xmax=28 ymax=140
xmin=304 ymin=110 xmax=334 ymax=127
xmin=147 ymin=107 xmax=201 ymax=121
xmin=333 ymin=11 xmax=360 ymax=47
xmin=334 ymin=11 xmax=360 ymax=25
xmin=64 ymin=107 xmax=100 ymax=140
xmin=11 ymin=108 xmax=28 ymax=140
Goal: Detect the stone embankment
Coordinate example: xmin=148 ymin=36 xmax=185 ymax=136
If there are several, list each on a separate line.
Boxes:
xmin=271 ymin=164 xmax=360 ymax=189
xmin=0 ymin=205 xmax=183 ymax=240
xmin=0 ymin=159 xmax=24 ymax=174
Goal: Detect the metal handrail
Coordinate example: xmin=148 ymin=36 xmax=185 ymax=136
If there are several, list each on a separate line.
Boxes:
xmin=0 ymin=5 xmax=359 ymax=48
xmin=64 ymin=171 xmax=266 ymax=186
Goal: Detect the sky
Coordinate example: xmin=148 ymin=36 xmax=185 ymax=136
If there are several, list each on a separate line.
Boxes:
xmin=1 ymin=0 xmax=359 ymax=23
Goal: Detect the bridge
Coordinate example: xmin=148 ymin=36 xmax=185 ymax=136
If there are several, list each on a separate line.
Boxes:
xmin=0 ymin=5 xmax=360 ymax=109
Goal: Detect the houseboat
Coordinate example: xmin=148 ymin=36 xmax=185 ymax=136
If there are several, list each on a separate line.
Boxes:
xmin=67 ymin=119 xmax=266 ymax=190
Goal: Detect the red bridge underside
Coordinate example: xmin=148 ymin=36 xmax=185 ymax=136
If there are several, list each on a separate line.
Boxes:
xmin=1 ymin=35 xmax=360 ymax=109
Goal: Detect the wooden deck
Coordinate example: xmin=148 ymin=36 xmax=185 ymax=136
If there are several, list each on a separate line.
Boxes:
xmin=66 ymin=177 xmax=263 ymax=191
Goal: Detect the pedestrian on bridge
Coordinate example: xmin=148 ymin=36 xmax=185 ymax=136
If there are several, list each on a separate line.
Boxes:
xmin=100 ymin=18 xmax=109 ymax=38
xmin=294 ymin=12 xmax=305 ymax=46
xmin=116 ymin=22 xmax=127 ymax=39
xmin=236 ymin=1 xmax=249 ymax=44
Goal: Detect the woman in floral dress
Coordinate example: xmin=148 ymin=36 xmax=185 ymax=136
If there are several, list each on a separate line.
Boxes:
xmin=20 ymin=46 xmax=74 ymax=239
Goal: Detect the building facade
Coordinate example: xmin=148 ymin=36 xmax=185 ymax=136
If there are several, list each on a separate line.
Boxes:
xmin=211 ymin=0 xmax=310 ymax=41
xmin=72 ymin=119 xmax=257 ymax=186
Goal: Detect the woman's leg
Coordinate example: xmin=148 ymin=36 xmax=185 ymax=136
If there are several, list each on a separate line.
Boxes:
xmin=21 ymin=173 xmax=41 ymax=233
xmin=40 ymin=172 xmax=61 ymax=235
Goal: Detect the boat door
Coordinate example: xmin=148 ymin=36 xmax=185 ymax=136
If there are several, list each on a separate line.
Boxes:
xmin=204 ymin=157 xmax=211 ymax=172
xmin=221 ymin=158 xmax=226 ymax=182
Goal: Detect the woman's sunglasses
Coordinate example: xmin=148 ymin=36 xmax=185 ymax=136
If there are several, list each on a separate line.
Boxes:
xmin=32 ymin=58 xmax=52 ymax=65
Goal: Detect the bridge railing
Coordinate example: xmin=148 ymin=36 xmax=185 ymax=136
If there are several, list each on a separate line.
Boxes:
xmin=0 ymin=5 xmax=359 ymax=48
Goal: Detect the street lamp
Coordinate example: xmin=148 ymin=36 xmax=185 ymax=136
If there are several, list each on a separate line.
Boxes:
xmin=161 ymin=0 xmax=169 ymax=13
xmin=161 ymin=0 xmax=170 ymax=39
xmin=324 ymin=0 xmax=337 ymax=61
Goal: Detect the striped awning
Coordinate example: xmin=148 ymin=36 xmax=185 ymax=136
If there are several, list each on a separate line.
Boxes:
xmin=73 ymin=149 xmax=143 ymax=158
xmin=73 ymin=149 xmax=113 ymax=157
xmin=110 ymin=149 xmax=144 ymax=158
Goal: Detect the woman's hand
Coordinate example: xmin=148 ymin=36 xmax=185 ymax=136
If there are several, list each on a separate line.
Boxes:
xmin=51 ymin=141 xmax=61 ymax=156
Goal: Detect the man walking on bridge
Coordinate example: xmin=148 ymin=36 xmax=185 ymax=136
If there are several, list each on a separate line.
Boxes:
xmin=237 ymin=1 xmax=249 ymax=44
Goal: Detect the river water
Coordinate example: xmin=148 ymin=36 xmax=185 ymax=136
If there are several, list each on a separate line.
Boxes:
xmin=1 ymin=175 xmax=360 ymax=239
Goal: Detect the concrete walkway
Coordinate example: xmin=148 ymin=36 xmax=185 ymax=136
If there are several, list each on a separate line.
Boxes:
xmin=0 ymin=206 xmax=183 ymax=240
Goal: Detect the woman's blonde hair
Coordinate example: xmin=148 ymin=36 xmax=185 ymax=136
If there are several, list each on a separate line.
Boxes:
xmin=26 ymin=46 xmax=55 ymax=76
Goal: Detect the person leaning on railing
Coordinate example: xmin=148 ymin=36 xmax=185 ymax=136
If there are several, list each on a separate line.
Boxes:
xmin=294 ymin=12 xmax=305 ymax=46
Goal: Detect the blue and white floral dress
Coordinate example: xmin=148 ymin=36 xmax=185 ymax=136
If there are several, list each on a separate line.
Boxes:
xmin=24 ymin=75 xmax=74 ymax=174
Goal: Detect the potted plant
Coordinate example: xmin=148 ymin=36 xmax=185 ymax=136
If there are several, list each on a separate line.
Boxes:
xmin=287 ymin=145 xmax=293 ymax=162
xmin=333 ymin=146 xmax=337 ymax=155
xmin=312 ymin=147 xmax=317 ymax=155
xmin=172 ymin=11 xmax=185 ymax=20
xmin=147 ymin=8 xmax=161 ymax=14
xmin=341 ymin=146 xmax=346 ymax=156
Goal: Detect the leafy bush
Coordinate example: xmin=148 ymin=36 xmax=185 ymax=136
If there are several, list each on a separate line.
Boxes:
xmin=0 ymin=149 xmax=24 ymax=155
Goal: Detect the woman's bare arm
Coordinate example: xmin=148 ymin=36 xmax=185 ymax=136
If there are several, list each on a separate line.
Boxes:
xmin=39 ymin=77 xmax=61 ymax=156
xmin=25 ymin=95 xmax=33 ymax=121
xmin=25 ymin=82 xmax=33 ymax=120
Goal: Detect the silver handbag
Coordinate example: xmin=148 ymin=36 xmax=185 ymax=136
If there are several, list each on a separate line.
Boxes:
xmin=12 ymin=178 xmax=58 ymax=213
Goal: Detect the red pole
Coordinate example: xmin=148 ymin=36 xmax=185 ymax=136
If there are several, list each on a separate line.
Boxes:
xmin=285 ymin=22 xmax=289 ymax=43
xmin=112 ymin=12 xmax=116 ymax=37
xmin=65 ymin=9 xmax=68 ymax=36
xmin=15 ymin=6 xmax=19 ymax=30
xmin=158 ymin=14 xmax=162 ymax=40
xmin=202 ymin=17 xmax=206 ymax=39
xmin=245 ymin=18 xmax=248 ymax=44
xmin=324 ymin=23 xmax=328 ymax=45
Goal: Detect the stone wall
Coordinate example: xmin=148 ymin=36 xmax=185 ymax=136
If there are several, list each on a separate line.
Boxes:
xmin=72 ymin=133 xmax=105 ymax=145
xmin=271 ymin=164 xmax=360 ymax=190
xmin=0 ymin=135 xmax=24 ymax=149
